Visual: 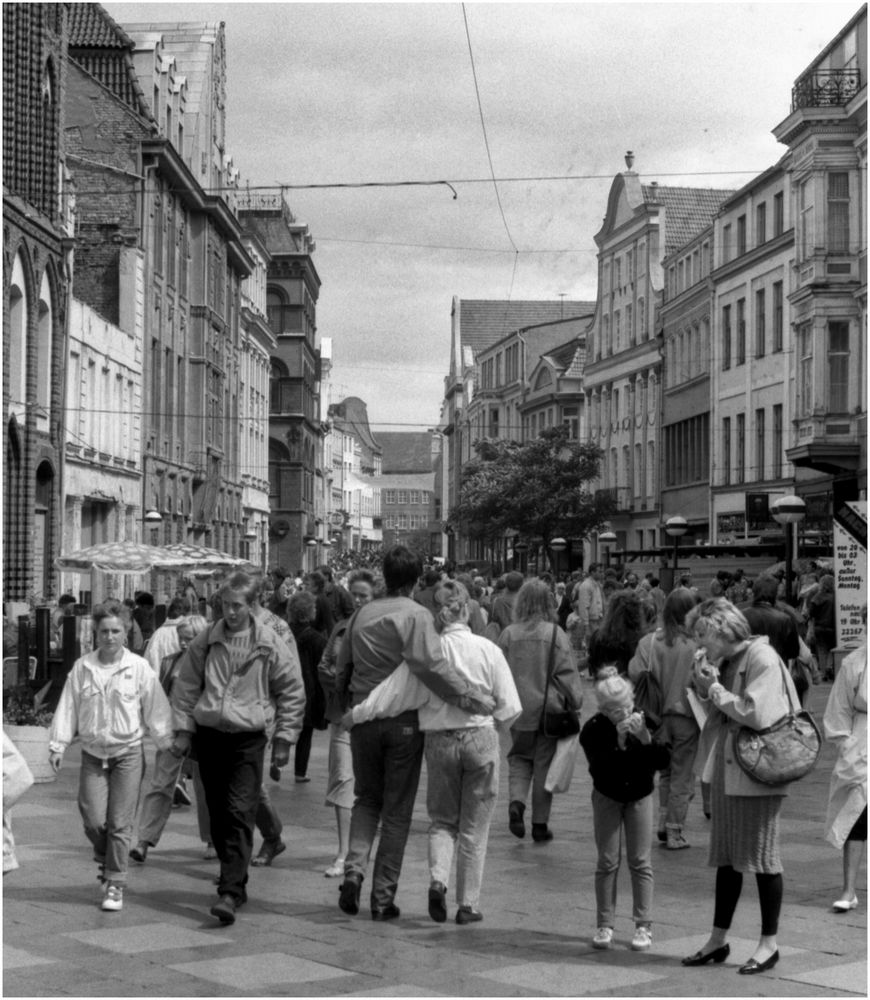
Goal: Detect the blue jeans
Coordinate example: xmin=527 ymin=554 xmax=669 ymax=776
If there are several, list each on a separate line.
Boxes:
xmin=137 ymin=750 xmax=210 ymax=846
xmin=346 ymin=711 xmax=424 ymax=909
xmin=592 ymin=788 xmax=654 ymax=927
xmin=195 ymin=727 xmax=267 ymax=903
xmin=657 ymin=714 xmax=699 ymax=828
xmin=79 ymin=746 xmax=145 ymax=885
xmin=426 ymin=726 xmax=499 ymax=909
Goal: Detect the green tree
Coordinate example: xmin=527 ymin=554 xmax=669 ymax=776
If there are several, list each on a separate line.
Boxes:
xmin=449 ymin=425 xmax=614 ymax=552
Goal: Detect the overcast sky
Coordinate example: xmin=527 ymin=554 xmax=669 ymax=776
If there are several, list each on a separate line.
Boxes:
xmin=105 ymin=1 xmax=858 ymax=433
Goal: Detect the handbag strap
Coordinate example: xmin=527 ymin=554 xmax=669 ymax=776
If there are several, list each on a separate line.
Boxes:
xmin=737 ymin=640 xmax=799 ymax=719
xmin=541 ymin=623 xmax=559 ymax=709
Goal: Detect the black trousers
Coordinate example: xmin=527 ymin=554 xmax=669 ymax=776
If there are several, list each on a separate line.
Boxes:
xmin=195 ymin=727 xmax=267 ymax=902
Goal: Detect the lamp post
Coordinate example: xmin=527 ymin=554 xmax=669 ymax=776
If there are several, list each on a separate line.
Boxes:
xmin=598 ymin=531 xmax=617 ymax=569
xmin=514 ymin=538 xmax=529 ymax=573
xmin=549 ymin=536 xmax=567 ymax=578
xmin=665 ymin=516 xmax=688 ymax=590
xmin=771 ymin=495 xmax=807 ymax=606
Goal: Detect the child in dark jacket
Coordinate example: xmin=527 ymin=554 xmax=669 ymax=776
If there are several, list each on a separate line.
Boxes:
xmin=580 ymin=666 xmax=670 ymax=953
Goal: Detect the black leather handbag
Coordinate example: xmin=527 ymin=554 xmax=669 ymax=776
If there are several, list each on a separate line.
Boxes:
xmin=539 ymin=625 xmax=581 ymax=739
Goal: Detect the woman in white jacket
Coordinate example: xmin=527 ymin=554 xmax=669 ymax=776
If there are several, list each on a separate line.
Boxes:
xmin=823 ymin=638 xmax=867 ymax=912
xmin=48 ymin=602 xmax=173 ymax=912
xmin=344 ymin=580 xmax=520 ymax=925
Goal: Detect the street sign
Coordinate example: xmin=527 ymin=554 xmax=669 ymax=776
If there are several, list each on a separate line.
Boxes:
xmin=833 ymin=499 xmax=866 ymax=649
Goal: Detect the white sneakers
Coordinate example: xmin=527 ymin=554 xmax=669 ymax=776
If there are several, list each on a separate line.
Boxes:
xmin=593 ymin=925 xmax=652 ymax=950
xmin=101 ymin=883 xmax=123 ymax=911
xmin=592 ymin=926 xmax=613 ymax=949
xmin=324 ymin=857 xmax=345 ymax=878
xmin=631 ymin=925 xmax=652 ymax=951
xmin=833 ymin=895 xmax=859 ymax=912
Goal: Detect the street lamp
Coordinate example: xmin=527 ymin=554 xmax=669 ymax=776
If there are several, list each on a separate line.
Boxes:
xmin=771 ymin=495 xmax=806 ymax=606
xmin=599 ymin=531 xmax=617 ymax=569
xmin=665 ymin=516 xmax=688 ymax=589
xmin=514 ymin=538 xmax=529 ymax=573
xmin=549 ymin=536 xmax=567 ymax=578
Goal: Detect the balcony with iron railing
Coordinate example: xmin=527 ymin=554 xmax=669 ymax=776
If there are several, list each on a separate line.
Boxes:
xmin=791 ymin=68 xmax=862 ymax=111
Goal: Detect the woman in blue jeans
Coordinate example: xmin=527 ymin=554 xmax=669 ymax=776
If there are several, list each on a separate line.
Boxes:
xmin=345 ymin=580 xmax=520 ymax=924
xmin=48 ymin=602 xmax=173 ymax=911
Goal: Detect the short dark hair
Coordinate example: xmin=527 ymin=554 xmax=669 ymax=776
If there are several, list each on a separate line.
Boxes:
xmin=92 ymin=601 xmax=124 ymax=627
xmin=587 ymin=562 xmax=602 ymax=574
xmin=167 ymin=596 xmax=191 ymax=618
xmin=270 ymin=566 xmax=287 ymax=582
xmin=58 ymin=594 xmax=76 ymax=607
xmin=422 ymin=568 xmax=441 ymax=588
xmin=383 ymin=546 xmax=422 ymax=593
xmin=134 ymin=591 xmax=154 ymax=607
xmin=316 ymin=564 xmax=334 ymax=582
xmin=752 ymin=575 xmax=779 ymax=604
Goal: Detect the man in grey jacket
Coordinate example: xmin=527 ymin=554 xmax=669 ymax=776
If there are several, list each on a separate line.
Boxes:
xmin=170 ymin=571 xmax=305 ymax=925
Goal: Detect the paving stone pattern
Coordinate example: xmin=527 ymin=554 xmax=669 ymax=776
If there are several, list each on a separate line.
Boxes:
xmin=3 ymin=681 xmax=866 ymax=997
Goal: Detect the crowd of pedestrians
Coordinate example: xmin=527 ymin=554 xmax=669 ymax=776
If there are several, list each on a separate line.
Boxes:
xmin=16 ymin=547 xmax=863 ymax=977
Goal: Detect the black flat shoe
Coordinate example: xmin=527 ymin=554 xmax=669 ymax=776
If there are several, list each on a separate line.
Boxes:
xmin=338 ymin=875 xmax=362 ymax=915
xmin=371 ymin=903 xmax=400 ymax=921
xmin=738 ymin=950 xmax=779 ymax=975
xmin=681 ymin=943 xmax=730 ymax=966
xmin=508 ymin=801 xmax=526 ymax=839
xmin=531 ymin=823 xmax=553 ymax=842
xmin=428 ymin=881 xmax=447 ymax=923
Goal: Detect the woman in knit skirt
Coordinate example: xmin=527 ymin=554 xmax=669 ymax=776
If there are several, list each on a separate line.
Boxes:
xmin=681 ymin=598 xmax=799 ymax=976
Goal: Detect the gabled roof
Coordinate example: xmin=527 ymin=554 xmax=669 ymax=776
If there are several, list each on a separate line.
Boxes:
xmin=68 ymin=4 xmax=135 ymax=48
xmin=377 ymin=432 xmax=433 ymax=474
xmin=642 ymin=185 xmax=734 ymax=255
xmin=542 ymin=338 xmax=583 ymax=372
xmin=458 ymin=300 xmax=594 ymax=359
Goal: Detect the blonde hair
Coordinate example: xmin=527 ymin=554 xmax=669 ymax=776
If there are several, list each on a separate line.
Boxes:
xmin=685 ymin=597 xmax=750 ymax=644
xmin=434 ymin=580 xmax=469 ymax=625
xmin=594 ymin=665 xmax=634 ymax=709
xmin=177 ymin=614 xmax=208 ymax=637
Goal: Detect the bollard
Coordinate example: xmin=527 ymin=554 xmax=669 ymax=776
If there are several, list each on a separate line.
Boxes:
xmin=34 ymin=607 xmax=51 ymax=681
xmin=16 ymin=615 xmax=30 ymax=683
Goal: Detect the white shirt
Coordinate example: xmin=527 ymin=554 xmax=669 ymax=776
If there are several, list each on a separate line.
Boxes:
xmin=350 ymin=622 xmax=521 ymax=731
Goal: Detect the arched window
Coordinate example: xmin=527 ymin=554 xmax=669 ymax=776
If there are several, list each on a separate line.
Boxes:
xmin=34 ymin=460 xmax=54 ymax=597
xmin=36 ymin=271 xmax=52 ymax=432
xmin=8 ymin=252 xmax=28 ymax=423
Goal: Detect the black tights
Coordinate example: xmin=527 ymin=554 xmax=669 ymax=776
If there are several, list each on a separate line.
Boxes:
xmin=713 ymin=865 xmax=783 ymax=936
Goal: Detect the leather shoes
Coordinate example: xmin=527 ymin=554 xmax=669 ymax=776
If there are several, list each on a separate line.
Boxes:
xmin=338 ymin=875 xmax=362 ymax=915
xmin=531 ymin=823 xmax=553 ymax=842
xmin=371 ymin=903 xmax=400 ymax=921
xmin=428 ymin=881 xmax=447 ymax=923
xmin=129 ymin=843 xmax=148 ymax=863
xmin=738 ymin=950 xmax=779 ymax=975
xmin=210 ymin=894 xmax=237 ymax=925
xmin=508 ymin=801 xmax=526 ymax=839
xmin=456 ymin=906 xmax=483 ymax=925
xmin=251 ymin=839 xmax=286 ymax=866
xmin=681 ymin=943 xmax=730 ymax=966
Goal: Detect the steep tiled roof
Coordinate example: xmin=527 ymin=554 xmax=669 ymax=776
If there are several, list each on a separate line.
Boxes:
xmin=643 ymin=185 xmax=734 ymax=255
xmin=459 ymin=300 xmax=594 ymax=359
xmin=543 ymin=338 xmax=583 ymax=372
xmin=68 ymin=4 xmax=134 ymax=48
xmin=377 ymin=432 xmax=433 ymax=474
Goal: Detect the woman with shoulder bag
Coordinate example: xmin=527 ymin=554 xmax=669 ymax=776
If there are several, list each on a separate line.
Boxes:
xmin=497 ymin=579 xmax=583 ymax=843
xmin=681 ymin=598 xmax=800 ymax=976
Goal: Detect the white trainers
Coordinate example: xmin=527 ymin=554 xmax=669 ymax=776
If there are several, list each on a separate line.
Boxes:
xmin=101 ymin=883 xmax=124 ymax=911
xmin=631 ymin=925 xmax=652 ymax=951
xmin=324 ymin=857 xmax=345 ymax=878
xmin=833 ymin=894 xmax=858 ymax=912
xmin=592 ymin=926 xmax=613 ymax=949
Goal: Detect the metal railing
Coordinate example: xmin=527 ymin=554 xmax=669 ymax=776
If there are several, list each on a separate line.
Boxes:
xmin=792 ymin=68 xmax=861 ymax=111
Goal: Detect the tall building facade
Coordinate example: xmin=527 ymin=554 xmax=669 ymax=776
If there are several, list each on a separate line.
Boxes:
xmin=3 ymin=4 xmax=71 ymax=601
xmin=240 ymin=193 xmax=323 ymax=574
xmin=584 ymin=156 xmax=733 ymax=559
xmin=773 ymin=8 xmax=867 ymax=522
xmin=327 ymin=397 xmax=382 ymax=555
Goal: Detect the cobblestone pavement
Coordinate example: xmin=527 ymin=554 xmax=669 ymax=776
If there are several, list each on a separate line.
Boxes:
xmin=3 ymin=681 xmax=866 ymax=997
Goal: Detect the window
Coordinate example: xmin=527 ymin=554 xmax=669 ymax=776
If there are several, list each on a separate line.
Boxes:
xmin=614 ymin=310 xmax=621 ymax=351
xmin=737 ymin=215 xmax=747 ymax=256
xmin=773 ymin=404 xmax=783 ymax=478
xmin=736 ymin=298 xmax=746 ymax=365
xmin=755 ymin=288 xmax=766 ymax=357
xmin=611 ymin=389 xmax=619 ymax=424
xmin=798 ymin=323 xmax=813 ymax=416
xmin=489 ymin=408 xmax=499 ymax=438
xmin=736 ymin=413 xmax=745 ymax=484
xmin=722 ymin=305 xmax=732 ymax=369
xmin=828 ymin=321 xmax=850 ymax=412
xmin=383 ymin=489 xmax=396 ymax=505
xmin=772 ymin=281 xmax=783 ymax=352
xmin=773 ymin=192 xmax=784 ymax=236
xmin=397 ymin=513 xmax=408 ymax=529
xmin=827 ymin=173 xmax=850 ymax=253
xmin=627 ymin=249 xmax=634 ymax=283
xmin=799 ymin=179 xmax=814 ymax=259
xmin=397 ymin=490 xmax=409 ymax=505
xmin=723 ymin=223 xmax=732 ymax=263
xmin=756 ymin=202 xmax=767 ymax=245
xmin=755 ymin=408 xmax=765 ymax=481
xmin=615 ymin=256 xmax=622 ymax=287
xmin=562 ymin=406 xmax=579 ymax=439
xmin=722 ymin=417 xmax=731 ymax=486
xmin=626 ymin=304 xmax=633 ymax=344
xmin=495 ymin=353 xmax=503 ymax=386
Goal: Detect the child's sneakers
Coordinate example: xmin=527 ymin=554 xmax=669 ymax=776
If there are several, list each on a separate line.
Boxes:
xmin=592 ymin=926 xmax=613 ymax=949
xmin=101 ymin=883 xmax=124 ymax=911
xmin=631 ymin=925 xmax=652 ymax=951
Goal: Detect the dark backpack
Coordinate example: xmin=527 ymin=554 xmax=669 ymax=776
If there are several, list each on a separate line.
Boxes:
xmin=632 ymin=669 xmax=663 ymax=734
